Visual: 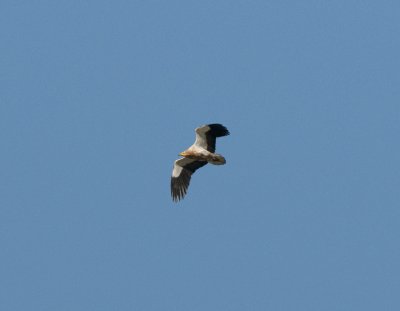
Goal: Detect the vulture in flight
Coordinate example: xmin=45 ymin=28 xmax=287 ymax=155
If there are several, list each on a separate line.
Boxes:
xmin=171 ymin=124 xmax=230 ymax=202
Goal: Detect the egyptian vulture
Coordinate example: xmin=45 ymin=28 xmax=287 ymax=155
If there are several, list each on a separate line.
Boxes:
xmin=171 ymin=124 xmax=230 ymax=202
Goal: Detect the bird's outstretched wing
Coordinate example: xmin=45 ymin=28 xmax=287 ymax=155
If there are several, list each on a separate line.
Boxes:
xmin=171 ymin=158 xmax=207 ymax=202
xmin=194 ymin=124 xmax=230 ymax=153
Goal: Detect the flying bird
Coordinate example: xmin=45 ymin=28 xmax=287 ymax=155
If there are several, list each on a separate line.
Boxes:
xmin=171 ymin=124 xmax=230 ymax=202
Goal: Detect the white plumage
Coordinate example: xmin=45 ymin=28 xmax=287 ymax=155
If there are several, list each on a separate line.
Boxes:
xmin=171 ymin=124 xmax=230 ymax=202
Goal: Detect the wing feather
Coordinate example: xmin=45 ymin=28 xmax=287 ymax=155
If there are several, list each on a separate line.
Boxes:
xmin=194 ymin=124 xmax=230 ymax=152
xmin=171 ymin=158 xmax=207 ymax=202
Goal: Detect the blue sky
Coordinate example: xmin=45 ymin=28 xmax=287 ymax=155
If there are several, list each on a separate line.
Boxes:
xmin=1 ymin=1 xmax=399 ymax=310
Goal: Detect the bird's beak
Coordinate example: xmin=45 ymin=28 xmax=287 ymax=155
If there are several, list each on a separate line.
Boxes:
xmin=179 ymin=152 xmax=186 ymax=157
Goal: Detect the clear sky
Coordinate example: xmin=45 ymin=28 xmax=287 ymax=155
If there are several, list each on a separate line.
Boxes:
xmin=1 ymin=1 xmax=399 ymax=310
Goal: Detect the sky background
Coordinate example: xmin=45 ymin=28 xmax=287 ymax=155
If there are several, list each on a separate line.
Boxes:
xmin=1 ymin=1 xmax=399 ymax=310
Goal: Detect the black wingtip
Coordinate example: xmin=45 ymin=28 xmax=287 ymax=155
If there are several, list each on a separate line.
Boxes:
xmin=207 ymin=124 xmax=230 ymax=137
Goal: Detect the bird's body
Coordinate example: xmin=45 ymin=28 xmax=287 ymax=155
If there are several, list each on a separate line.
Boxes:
xmin=171 ymin=124 xmax=229 ymax=202
xmin=179 ymin=145 xmax=226 ymax=165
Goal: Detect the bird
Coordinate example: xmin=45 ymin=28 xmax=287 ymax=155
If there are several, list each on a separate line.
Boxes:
xmin=171 ymin=123 xmax=230 ymax=202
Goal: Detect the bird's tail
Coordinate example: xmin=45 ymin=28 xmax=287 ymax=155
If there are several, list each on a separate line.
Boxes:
xmin=209 ymin=154 xmax=226 ymax=165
